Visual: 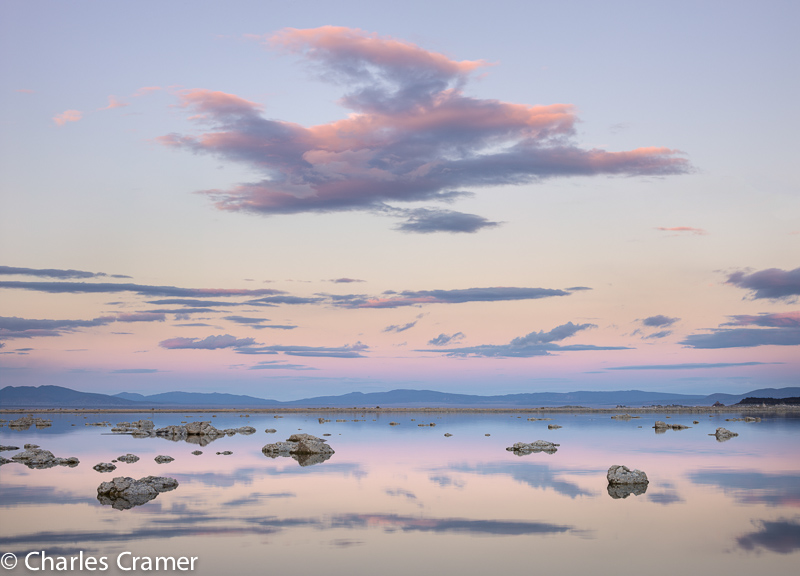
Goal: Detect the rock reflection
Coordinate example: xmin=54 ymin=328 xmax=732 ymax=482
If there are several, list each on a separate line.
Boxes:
xmin=606 ymin=483 xmax=648 ymax=499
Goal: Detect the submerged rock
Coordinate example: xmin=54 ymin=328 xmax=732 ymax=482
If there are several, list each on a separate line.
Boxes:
xmin=506 ymin=440 xmax=560 ymax=455
xmin=8 ymin=415 xmax=52 ymax=430
xmin=97 ymin=476 xmax=178 ymax=510
xmin=713 ymin=427 xmax=738 ymax=441
xmin=262 ymin=434 xmax=335 ymax=466
xmin=154 ymin=455 xmax=174 ymax=464
xmin=654 ymin=421 xmax=691 ymax=433
xmin=117 ymin=453 xmax=140 ymax=464
xmin=93 ymin=462 xmax=117 ymax=473
xmin=11 ymin=446 xmax=80 ymax=469
xmin=607 ymin=465 xmax=649 ymax=485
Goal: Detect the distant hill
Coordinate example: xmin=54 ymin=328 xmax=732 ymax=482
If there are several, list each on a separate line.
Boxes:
xmin=114 ymin=391 xmax=281 ymax=407
xmin=737 ymin=396 xmax=800 ymax=406
xmin=0 ymin=385 xmax=150 ymax=408
xmin=3 ymin=385 xmax=799 ymax=409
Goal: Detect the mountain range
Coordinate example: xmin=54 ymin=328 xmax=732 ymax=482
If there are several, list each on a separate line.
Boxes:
xmin=2 ymin=385 xmax=799 ymax=409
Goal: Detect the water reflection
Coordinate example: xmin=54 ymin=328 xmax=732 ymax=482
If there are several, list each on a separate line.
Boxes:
xmin=688 ymin=469 xmax=800 ymax=507
xmin=443 ymin=462 xmax=597 ymax=498
xmin=737 ymin=519 xmax=800 ymax=554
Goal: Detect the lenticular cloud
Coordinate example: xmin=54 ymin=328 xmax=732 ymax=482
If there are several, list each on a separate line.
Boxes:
xmin=159 ymin=26 xmax=691 ymax=232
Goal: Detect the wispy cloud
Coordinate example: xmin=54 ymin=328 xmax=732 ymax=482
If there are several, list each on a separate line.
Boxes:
xmin=111 ymin=368 xmax=162 ymax=374
xmin=656 ymin=226 xmax=707 ymax=235
xmin=0 ymin=280 xmax=285 ymax=298
xmin=329 ymin=278 xmax=365 ymax=284
xmin=328 ymin=286 xmax=577 ymax=309
xmin=726 ymin=267 xmax=800 ymax=301
xmin=159 ymin=334 xmax=257 ymax=350
xmin=53 ymin=109 xmax=82 ymax=126
xmin=0 ymin=314 xmax=164 ymax=340
xmin=0 ymin=266 xmax=130 ymax=279
xmin=681 ymin=327 xmax=800 ymax=349
xmin=236 ymin=342 xmax=368 ymax=358
xmin=641 ymin=315 xmax=679 ymax=327
xmin=383 ymin=321 xmax=417 ymax=333
xmin=159 ymin=26 xmax=690 ymax=232
xmin=428 ymin=332 xmax=465 ymax=346
xmin=606 ymin=362 xmax=778 ymax=371
xmin=99 ymin=95 xmax=129 ymax=110
xmin=722 ymin=312 xmax=800 ymax=327
xmin=419 ymin=322 xmax=629 ymax=357
xmin=248 ymin=361 xmax=317 ymax=371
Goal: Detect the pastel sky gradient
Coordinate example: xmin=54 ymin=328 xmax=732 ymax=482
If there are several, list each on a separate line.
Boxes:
xmin=1 ymin=1 xmax=798 ymax=399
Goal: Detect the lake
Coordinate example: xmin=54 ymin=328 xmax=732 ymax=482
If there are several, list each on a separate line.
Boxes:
xmin=1 ymin=410 xmax=798 ymax=575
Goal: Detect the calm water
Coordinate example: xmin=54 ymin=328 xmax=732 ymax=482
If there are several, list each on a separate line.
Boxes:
xmin=1 ymin=411 xmax=799 ymax=575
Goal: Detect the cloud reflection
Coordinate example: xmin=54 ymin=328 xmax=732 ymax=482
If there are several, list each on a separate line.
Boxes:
xmin=737 ymin=519 xmax=800 ymax=554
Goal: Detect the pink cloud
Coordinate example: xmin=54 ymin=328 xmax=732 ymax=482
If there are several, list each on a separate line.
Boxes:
xmin=15 ymin=89 xmax=35 ymax=94
xmin=133 ymin=86 xmax=161 ymax=97
xmin=656 ymin=226 xmax=707 ymax=235
xmin=160 ymin=27 xmax=692 ymax=231
xmin=99 ymin=95 xmax=129 ymax=110
xmin=53 ymin=110 xmax=82 ymax=126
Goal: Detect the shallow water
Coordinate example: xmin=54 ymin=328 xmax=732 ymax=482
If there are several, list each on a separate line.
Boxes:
xmin=1 ymin=411 xmax=799 ymax=575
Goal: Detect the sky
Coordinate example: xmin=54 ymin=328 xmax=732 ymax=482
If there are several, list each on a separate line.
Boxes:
xmin=0 ymin=0 xmax=798 ymax=400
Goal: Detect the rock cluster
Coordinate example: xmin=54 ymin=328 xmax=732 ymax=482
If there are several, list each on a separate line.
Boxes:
xmin=653 ymin=421 xmax=691 ymax=433
xmin=11 ymin=445 xmax=80 ymax=469
xmin=262 ymin=433 xmax=335 ymax=466
xmin=548 ymin=424 xmax=562 ymax=430
xmin=154 ymin=455 xmax=174 ymax=464
xmin=111 ymin=420 xmax=155 ymax=436
xmin=527 ymin=417 xmax=552 ymax=421
xmin=93 ymin=462 xmax=117 ymax=473
xmin=97 ymin=476 xmax=178 ymax=510
xmin=265 ymin=428 xmax=277 ymax=433
xmin=506 ymin=440 xmax=560 ymax=455
xmin=713 ymin=427 xmax=738 ymax=441
xmin=725 ymin=417 xmax=760 ymax=422
xmin=0 ymin=445 xmax=20 ymax=451
xmin=607 ymin=465 xmax=649 ymax=486
xmin=611 ymin=414 xmax=641 ymax=420
xmin=8 ymin=415 xmax=52 ymax=430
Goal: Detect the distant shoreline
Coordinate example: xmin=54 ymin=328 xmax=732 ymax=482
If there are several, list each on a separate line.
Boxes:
xmin=2 ymin=405 xmax=800 ymax=415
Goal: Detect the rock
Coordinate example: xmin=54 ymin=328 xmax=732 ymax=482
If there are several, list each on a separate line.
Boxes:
xmin=693 ymin=421 xmax=700 ymax=424
xmin=262 ymin=434 xmax=334 ymax=466
xmin=485 ymin=434 xmax=491 ymax=436
xmin=237 ymin=426 xmax=256 ymax=435
xmin=506 ymin=440 xmax=560 ymax=455
xmin=527 ymin=418 xmax=552 ymax=421
xmin=607 ymin=465 xmax=649 ymax=485
xmin=318 ymin=418 xmax=330 ymax=424
xmin=265 ymin=428 xmax=277 ymax=433
xmin=607 ymin=483 xmax=648 ymax=499
xmin=611 ymin=414 xmax=640 ymax=420
xmin=11 ymin=446 xmax=80 ymax=469
xmin=713 ymin=427 xmax=738 ymax=441
xmin=8 ymin=415 xmax=52 ymax=430
xmin=216 ymin=451 xmax=233 ymax=455
xmin=191 ymin=450 xmax=202 ymax=455
xmin=93 ymin=462 xmax=117 ymax=472
xmin=389 ymin=422 xmax=400 ymax=426
xmin=0 ymin=445 xmax=20 ymax=451
xmin=444 ymin=433 xmax=453 ymax=437
xmin=117 ymin=453 xmax=140 ymax=463
xmin=654 ymin=421 xmax=691 ymax=432
xmin=154 ymin=455 xmax=174 ymax=464
xmin=0 ymin=456 xmax=13 ymax=466
xmin=323 ymin=433 xmax=332 ymax=436
xmin=548 ymin=424 xmax=562 ymax=430
xmin=24 ymin=443 xmax=39 ymax=449
xmin=97 ymin=475 xmax=178 ymax=510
